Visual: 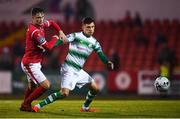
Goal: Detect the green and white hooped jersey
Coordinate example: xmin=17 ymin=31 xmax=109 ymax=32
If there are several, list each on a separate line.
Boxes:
xmin=64 ymin=32 xmax=107 ymax=71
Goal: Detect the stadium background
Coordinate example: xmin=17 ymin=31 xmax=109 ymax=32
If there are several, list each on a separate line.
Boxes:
xmin=0 ymin=0 xmax=180 ymax=98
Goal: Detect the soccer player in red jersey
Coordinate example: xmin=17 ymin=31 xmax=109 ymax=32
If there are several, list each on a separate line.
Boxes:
xmin=20 ymin=7 xmax=67 ymax=112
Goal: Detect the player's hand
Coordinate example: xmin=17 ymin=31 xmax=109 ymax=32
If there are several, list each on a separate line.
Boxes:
xmin=107 ymin=61 xmax=114 ymax=70
xmin=59 ymin=30 xmax=68 ymax=43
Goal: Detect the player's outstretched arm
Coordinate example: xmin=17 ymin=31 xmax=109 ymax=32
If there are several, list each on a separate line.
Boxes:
xmin=46 ymin=20 xmax=68 ymax=44
xmin=39 ymin=35 xmax=63 ymax=51
xmin=59 ymin=30 xmax=68 ymax=44
xmin=97 ymin=51 xmax=114 ymax=70
xmin=44 ymin=20 xmax=68 ymax=44
xmin=94 ymin=41 xmax=114 ymax=70
xmin=46 ymin=20 xmax=61 ymax=31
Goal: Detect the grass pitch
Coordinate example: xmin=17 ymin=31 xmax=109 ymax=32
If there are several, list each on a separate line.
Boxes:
xmin=0 ymin=100 xmax=180 ymax=118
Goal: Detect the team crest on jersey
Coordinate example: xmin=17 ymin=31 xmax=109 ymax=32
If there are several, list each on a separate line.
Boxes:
xmin=77 ymin=46 xmax=86 ymax=51
xmin=67 ymin=34 xmax=71 ymax=38
xmin=38 ymin=37 xmax=46 ymax=44
xmin=88 ymin=44 xmax=93 ymax=48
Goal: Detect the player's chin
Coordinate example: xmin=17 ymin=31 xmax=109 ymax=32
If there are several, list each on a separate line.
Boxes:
xmin=88 ymin=32 xmax=93 ymax=36
xmin=38 ymin=22 xmax=43 ymax=26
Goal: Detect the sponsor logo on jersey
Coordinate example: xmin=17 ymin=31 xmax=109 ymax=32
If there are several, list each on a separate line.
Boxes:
xmin=77 ymin=46 xmax=86 ymax=51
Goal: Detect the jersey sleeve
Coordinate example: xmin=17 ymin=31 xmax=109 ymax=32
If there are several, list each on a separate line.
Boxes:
xmin=93 ymin=41 xmax=109 ymax=64
xmin=43 ymin=20 xmax=62 ymax=31
xmin=93 ymin=41 xmax=102 ymax=53
xmin=32 ymin=30 xmax=47 ymax=45
xmin=66 ymin=33 xmax=76 ymax=42
xmin=32 ymin=30 xmax=58 ymax=51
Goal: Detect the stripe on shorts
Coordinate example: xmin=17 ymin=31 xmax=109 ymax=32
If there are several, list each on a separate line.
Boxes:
xmin=24 ymin=64 xmax=39 ymax=84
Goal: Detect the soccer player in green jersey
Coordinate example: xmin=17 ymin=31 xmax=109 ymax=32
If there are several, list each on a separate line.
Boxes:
xmin=32 ymin=17 xmax=114 ymax=112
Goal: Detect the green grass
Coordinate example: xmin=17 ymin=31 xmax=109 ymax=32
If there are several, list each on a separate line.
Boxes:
xmin=0 ymin=100 xmax=180 ymax=118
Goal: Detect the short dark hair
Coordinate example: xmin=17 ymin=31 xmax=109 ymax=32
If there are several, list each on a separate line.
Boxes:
xmin=31 ymin=7 xmax=44 ymax=16
xmin=82 ymin=17 xmax=94 ymax=24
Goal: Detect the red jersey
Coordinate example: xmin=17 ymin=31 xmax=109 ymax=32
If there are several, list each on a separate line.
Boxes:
xmin=22 ymin=20 xmax=61 ymax=64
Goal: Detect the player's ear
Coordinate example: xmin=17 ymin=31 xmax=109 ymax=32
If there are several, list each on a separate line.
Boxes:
xmin=82 ymin=25 xmax=84 ymax=30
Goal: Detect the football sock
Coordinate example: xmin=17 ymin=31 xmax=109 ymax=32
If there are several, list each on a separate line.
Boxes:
xmin=24 ymin=86 xmax=47 ymax=105
xmin=23 ymin=82 xmax=36 ymax=100
xmin=83 ymin=91 xmax=97 ymax=108
xmin=24 ymin=82 xmax=36 ymax=100
xmin=24 ymin=87 xmax=33 ymax=101
xmin=36 ymin=91 xmax=65 ymax=108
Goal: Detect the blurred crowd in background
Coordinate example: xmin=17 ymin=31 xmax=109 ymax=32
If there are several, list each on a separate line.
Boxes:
xmin=0 ymin=0 xmax=179 ymax=81
xmin=0 ymin=0 xmax=180 ymax=96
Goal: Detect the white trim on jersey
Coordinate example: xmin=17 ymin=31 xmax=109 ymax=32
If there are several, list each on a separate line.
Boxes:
xmin=45 ymin=20 xmax=50 ymax=27
xmin=31 ymin=29 xmax=39 ymax=38
xmin=41 ymin=40 xmax=47 ymax=45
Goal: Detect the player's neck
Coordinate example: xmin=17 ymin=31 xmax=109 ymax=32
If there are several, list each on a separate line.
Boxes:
xmin=32 ymin=22 xmax=42 ymax=27
xmin=82 ymin=32 xmax=91 ymax=38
